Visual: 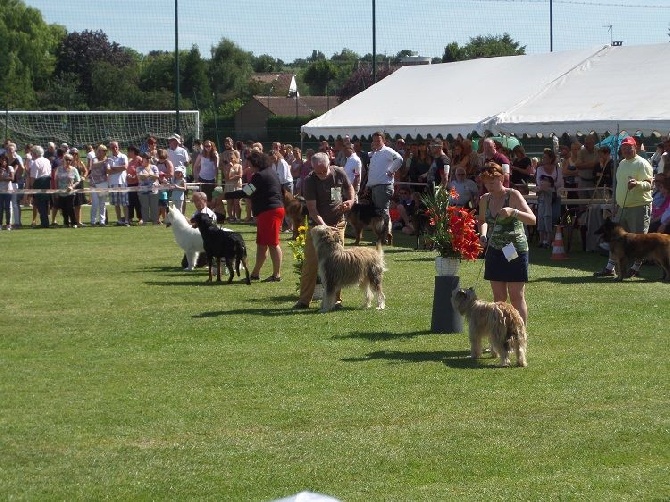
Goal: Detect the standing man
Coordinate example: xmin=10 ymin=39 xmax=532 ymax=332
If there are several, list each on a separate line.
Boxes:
xmin=576 ymin=134 xmax=599 ymax=198
xmin=167 ymin=134 xmax=190 ymax=176
xmin=423 ymin=139 xmax=451 ymax=188
xmin=107 ymin=141 xmax=129 ymax=226
xmin=342 ymin=144 xmax=362 ymax=199
xmin=293 ymin=152 xmax=355 ymax=310
xmin=594 ymin=136 xmax=653 ymax=278
xmin=366 ymin=131 xmax=403 ymax=243
xmin=482 ymin=138 xmax=511 ymax=187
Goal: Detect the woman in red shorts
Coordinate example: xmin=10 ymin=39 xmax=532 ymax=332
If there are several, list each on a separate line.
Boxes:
xmin=231 ymin=150 xmax=285 ymax=282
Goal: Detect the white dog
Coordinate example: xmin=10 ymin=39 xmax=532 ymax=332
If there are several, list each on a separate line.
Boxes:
xmin=164 ymin=205 xmax=205 ymax=271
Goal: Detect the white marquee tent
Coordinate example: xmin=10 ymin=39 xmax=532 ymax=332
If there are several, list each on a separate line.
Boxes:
xmin=301 ymin=43 xmax=670 ymax=140
xmin=483 ymin=43 xmax=670 ymax=137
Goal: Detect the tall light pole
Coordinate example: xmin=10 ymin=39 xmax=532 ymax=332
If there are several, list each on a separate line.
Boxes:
xmin=549 ymin=0 xmax=553 ymax=51
xmin=372 ymin=0 xmax=377 ymax=84
xmin=174 ymin=0 xmax=181 ymax=134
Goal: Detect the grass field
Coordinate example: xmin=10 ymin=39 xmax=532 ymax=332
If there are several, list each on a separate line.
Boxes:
xmin=1 ymin=210 xmax=669 ymax=501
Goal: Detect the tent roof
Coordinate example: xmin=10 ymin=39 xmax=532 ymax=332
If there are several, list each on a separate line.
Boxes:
xmin=483 ymin=43 xmax=670 ymax=137
xmin=302 ymin=43 xmax=670 ymax=140
xmin=301 ymin=46 xmax=602 ymax=139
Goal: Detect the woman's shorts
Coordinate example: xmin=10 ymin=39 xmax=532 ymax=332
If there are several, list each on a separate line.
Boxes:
xmin=256 ymin=207 xmax=285 ymax=246
xmin=484 ymin=246 xmax=529 ymax=283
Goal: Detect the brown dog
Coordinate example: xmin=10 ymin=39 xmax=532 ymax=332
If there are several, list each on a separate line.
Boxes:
xmin=346 ymin=201 xmax=390 ymax=245
xmin=283 ymin=189 xmax=308 ymax=240
xmin=310 ymin=225 xmax=386 ymax=312
xmin=595 ymin=218 xmax=670 ymax=281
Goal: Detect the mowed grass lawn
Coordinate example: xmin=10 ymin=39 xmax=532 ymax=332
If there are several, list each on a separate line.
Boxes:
xmin=1 ymin=209 xmax=668 ymax=501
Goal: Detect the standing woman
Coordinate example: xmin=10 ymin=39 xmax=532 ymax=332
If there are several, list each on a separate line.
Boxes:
xmin=478 ymin=162 xmax=536 ymax=325
xmin=0 ymin=155 xmax=15 ymax=229
xmin=69 ymin=148 xmax=88 ymax=226
xmin=224 ymin=149 xmax=243 ymax=222
xmin=54 ymin=153 xmax=81 ymax=227
xmin=227 ymin=151 xmax=285 ymax=282
xmin=193 ymin=140 xmax=219 ymax=202
xmin=136 ymin=152 xmax=160 ymax=225
xmin=6 ymin=143 xmax=24 ymax=228
xmin=88 ymin=145 xmax=109 ymax=226
xmin=28 ymin=145 xmax=53 ymax=228
xmin=534 ymin=148 xmax=563 ymax=248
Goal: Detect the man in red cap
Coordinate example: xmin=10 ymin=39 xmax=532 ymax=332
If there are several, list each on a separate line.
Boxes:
xmin=594 ymin=136 xmax=653 ymax=278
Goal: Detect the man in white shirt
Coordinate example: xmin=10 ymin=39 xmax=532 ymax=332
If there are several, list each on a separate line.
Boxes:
xmin=167 ymin=134 xmax=190 ymax=174
xmin=107 ymin=141 xmax=129 ymax=225
xmin=342 ymin=144 xmax=361 ymax=199
xmin=366 ymin=131 xmax=403 ymax=242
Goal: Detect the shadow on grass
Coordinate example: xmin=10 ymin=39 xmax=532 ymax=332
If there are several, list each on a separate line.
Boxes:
xmin=341 ymin=349 xmax=490 ymax=369
xmin=334 ymin=329 xmax=433 ymax=341
xmin=145 ymin=279 xmax=252 ymax=287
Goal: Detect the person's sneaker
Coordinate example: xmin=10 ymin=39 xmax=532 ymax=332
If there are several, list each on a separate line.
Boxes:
xmin=292 ymin=301 xmax=309 ymax=310
xmin=262 ymin=275 xmax=281 ymax=282
xmin=593 ymin=267 xmax=615 ymax=277
xmin=627 ymin=268 xmax=639 ymax=278
xmin=332 ymin=302 xmax=343 ymax=311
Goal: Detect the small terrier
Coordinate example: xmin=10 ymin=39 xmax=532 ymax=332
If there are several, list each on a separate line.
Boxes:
xmin=451 ymin=287 xmax=528 ymax=367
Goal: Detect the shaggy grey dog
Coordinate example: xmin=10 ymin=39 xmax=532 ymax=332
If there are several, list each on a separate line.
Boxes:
xmin=451 ymin=287 xmax=528 ymax=367
xmin=310 ymin=225 xmax=386 ymax=313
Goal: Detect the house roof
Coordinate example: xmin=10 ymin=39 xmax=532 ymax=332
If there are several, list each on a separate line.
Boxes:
xmin=250 ymin=73 xmax=295 ymax=96
xmin=251 ymin=96 xmax=334 ymax=117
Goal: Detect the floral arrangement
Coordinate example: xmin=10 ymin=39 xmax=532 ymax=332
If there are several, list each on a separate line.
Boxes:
xmin=287 ymin=216 xmax=309 ymax=290
xmin=421 ymin=186 xmax=482 ymax=260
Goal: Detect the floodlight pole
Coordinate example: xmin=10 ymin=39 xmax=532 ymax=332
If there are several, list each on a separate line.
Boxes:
xmin=372 ymin=0 xmax=377 ymax=83
xmin=549 ymin=0 xmax=553 ymax=52
xmin=174 ymin=0 xmax=181 ymax=134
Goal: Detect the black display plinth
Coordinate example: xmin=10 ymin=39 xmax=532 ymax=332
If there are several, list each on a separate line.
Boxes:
xmin=430 ymin=275 xmax=463 ymax=334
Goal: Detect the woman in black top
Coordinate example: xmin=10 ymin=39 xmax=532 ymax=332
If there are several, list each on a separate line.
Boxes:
xmin=228 ymin=150 xmax=285 ymax=282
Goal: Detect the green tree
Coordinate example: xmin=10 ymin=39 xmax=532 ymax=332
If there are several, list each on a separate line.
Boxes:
xmin=139 ymin=51 xmax=174 ymax=92
xmin=182 ymin=45 xmax=212 ymax=110
xmin=0 ymin=0 xmax=63 ymax=108
xmin=209 ymin=38 xmax=253 ymax=101
xmin=252 ymin=53 xmax=283 ymax=73
xmin=442 ymin=33 xmax=525 ymax=62
xmin=302 ymin=59 xmax=339 ymax=95
xmin=55 ymin=29 xmax=135 ymax=103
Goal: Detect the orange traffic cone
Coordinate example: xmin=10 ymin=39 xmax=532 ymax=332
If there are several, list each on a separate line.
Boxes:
xmin=551 ymin=225 xmax=568 ymax=260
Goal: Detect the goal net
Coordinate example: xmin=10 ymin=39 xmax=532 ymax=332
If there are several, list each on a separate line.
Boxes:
xmin=1 ymin=110 xmax=201 ymax=148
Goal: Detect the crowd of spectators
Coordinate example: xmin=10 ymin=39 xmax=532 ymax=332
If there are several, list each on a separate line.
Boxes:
xmin=0 ymin=132 xmax=668 ymax=240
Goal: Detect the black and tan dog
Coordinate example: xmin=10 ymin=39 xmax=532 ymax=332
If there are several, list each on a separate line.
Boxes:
xmin=283 ymin=189 xmax=308 ymax=240
xmin=346 ymin=201 xmax=390 ymax=246
xmin=595 ymin=217 xmax=670 ymax=281
xmin=192 ymin=212 xmax=251 ymax=284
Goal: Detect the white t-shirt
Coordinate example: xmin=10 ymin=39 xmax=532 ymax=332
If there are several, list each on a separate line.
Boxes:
xmin=107 ymin=153 xmax=128 ymax=185
xmin=343 ymin=153 xmax=362 ymax=185
xmin=168 ymin=146 xmax=190 ymax=169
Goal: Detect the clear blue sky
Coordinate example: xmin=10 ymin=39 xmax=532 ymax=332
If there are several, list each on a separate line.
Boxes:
xmin=25 ymin=0 xmax=670 ymax=61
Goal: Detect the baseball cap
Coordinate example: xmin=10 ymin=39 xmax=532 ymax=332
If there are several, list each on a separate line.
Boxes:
xmin=620 ymin=137 xmax=636 ymax=147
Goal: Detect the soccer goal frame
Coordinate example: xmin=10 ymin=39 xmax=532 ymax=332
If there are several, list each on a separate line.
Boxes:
xmin=1 ymin=110 xmax=201 ymax=148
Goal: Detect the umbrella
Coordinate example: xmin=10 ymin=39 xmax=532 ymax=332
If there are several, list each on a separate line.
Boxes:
xmin=472 ymin=135 xmax=521 ymax=152
xmin=596 ymin=132 xmax=629 ymax=151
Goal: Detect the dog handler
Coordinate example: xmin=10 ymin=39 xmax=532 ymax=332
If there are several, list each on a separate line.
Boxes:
xmin=292 ymin=152 xmax=355 ymax=310
xmin=594 ymin=136 xmax=653 ymax=278
xmin=478 ymin=162 xmax=536 ymax=325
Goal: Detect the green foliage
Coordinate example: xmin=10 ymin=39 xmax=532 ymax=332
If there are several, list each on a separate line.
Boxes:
xmin=209 ymin=38 xmax=254 ymax=101
xmin=0 ymin=214 xmax=668 ymax=500
xmin=55 ymin=29 xmax=135 ymax=102
xmin=442 ymin=33 xmax=526 ymax=62
xmin=0 ymin=0 xmax=62 ymax=107
xmin=252 ymin=53 xmax=284 ymax=73
xmin=182 ymin=46 xmax=213 ymax=110
xmin=302 ymin=59 xmax=339 ymax=95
